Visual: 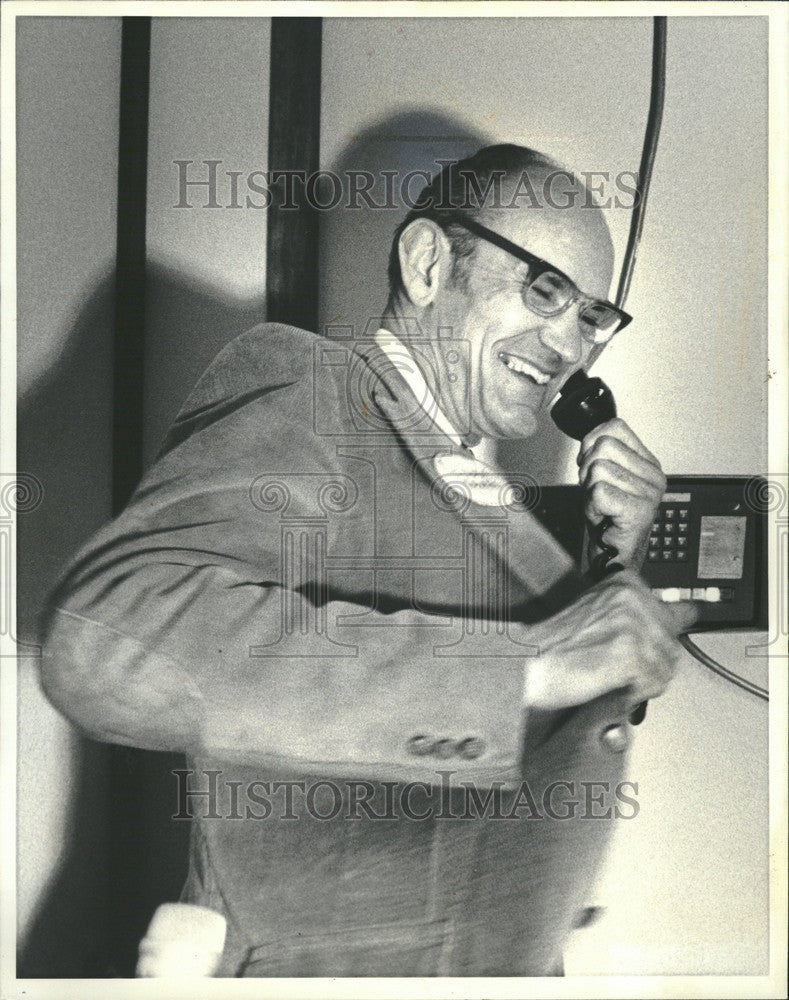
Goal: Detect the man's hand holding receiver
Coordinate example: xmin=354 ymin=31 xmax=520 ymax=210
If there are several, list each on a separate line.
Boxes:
xmin=577 ymin=417 xmax=667 ymax=570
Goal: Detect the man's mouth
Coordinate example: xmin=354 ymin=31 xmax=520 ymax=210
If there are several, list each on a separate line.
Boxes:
xmin=498 ymin=351 xmax=554 ymax=386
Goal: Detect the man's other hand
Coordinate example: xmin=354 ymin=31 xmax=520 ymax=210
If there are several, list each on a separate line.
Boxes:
xmin=523 ymin=570 xmax=698 ymax=711
xmin=577 ymin=417 xmax=666 ymax=569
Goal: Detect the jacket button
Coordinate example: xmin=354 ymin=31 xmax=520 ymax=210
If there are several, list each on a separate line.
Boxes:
xmin=600 ymin=723 xmax=629 ymax=753
xmin=457 ymin=736 xmax=485 ymax=760
xmin=407 ymin=735 xmax=433 ymax=757
xmin=432 ymin=738 xmax=455 ymax=759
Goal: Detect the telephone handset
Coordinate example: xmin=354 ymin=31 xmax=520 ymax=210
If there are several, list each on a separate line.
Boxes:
xmin=551 ymin=369 xmax=624 ymax=578
xmin=551 ymin=368 xmax=648 ymax=724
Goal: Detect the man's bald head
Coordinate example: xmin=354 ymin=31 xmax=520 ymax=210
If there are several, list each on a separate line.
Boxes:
xmin=387 ymin=143 xmax=615 ymax=300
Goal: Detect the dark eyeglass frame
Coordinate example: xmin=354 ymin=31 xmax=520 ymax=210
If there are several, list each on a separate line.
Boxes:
xmin=452 ymin=216 xmax=633 ymax=342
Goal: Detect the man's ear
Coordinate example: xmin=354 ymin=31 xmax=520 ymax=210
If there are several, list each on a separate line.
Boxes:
xmin=397 ymin=219 xmax=449 ymax=308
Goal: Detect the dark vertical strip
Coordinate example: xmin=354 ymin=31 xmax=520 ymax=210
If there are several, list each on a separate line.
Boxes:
xmin=113 ymin=17 xmax=150 ymax=513
xmin=266 ymin=18 xmax=322 ymax=331
xmin=110 ymin=17 xmax=153 ymax=977
xmin=614 ymin=15 xmax=667 ymax=311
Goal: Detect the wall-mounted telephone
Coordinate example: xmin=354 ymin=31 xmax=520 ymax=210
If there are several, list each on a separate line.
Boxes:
xmin=541 ymin=369 xmax=768 ymax=633
xmin=533 ymin=477 xmax=768 ymax=633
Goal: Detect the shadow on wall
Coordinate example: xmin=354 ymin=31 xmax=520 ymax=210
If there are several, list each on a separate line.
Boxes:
xmin=18 ymin=272 xmax=116 ymax=977
xmin=319 ymin=107 xmax=574 ymax=485
xmin=142 ymin=261 xmax=266 ymax=467
xmin=17 ymin=267 xmax=265 ymax=977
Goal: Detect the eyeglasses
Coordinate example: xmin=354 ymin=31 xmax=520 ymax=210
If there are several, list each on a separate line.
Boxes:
xmin=452 ymin=217 xmax=632 ymax=345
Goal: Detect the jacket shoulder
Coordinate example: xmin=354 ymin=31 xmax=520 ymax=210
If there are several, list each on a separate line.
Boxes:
xmin=159 ymin=324 xmax=327 ymax=456
xmin=188 ymin=323 xmax=322 ymax=401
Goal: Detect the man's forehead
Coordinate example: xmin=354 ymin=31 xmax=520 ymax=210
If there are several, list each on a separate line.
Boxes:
xmin=476 ymin=174 xmax=615 ymax=296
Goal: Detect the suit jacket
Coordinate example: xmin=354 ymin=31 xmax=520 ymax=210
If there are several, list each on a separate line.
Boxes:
xmin=41 ymin=323 xmax=634 ymax=976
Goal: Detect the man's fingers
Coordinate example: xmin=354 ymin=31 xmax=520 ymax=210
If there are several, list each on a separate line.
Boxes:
xmin=579 ymin=435 xmax=666 ymax=492
xmin=579 ymin=418 xmax=660 ymax=467
xmin=583 ymin=482 xmax=656 ymax=547
xmin=527 ymin=575 xmax=693 ymax=711
xmin=583 ymin=458 xmax=664 ymax=504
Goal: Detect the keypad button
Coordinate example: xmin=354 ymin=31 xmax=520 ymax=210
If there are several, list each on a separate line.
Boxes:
xmin=662 ymin=551 xmax=674 ymax=561
xmin=652 ymin=522 xmax=660 ymax=533
xmin=664 ymin=509 xmax=675 ymax=520
xmin=678 ymin=522 xmax=688 ymax=534
xmin=679 ymin=508 xmax=689 ymax=518
xmin=676 ymin=550 xmax=688 ymax=561
xmin=676 ymin=536 xmax=688 ymax=548
xmin=664 ymin=523 xmax=674 ymax=534
xmin=648 ymin=550 xmax=659 ymax=561
xmin=649 ymin=537 xmax=659 ymax=549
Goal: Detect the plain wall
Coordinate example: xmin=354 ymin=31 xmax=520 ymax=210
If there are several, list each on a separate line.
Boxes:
xmin=319 ymin=15 xmax=770 ymax=974
xmin=16 ymin=16 xmax=121 ymax=975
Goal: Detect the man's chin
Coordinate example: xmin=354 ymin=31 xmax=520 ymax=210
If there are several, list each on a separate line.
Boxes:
xmin=483 ymin=410 xmax=540 ymax=441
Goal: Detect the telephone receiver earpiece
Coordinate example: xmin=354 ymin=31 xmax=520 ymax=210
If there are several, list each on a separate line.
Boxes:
xmin=550 ymin=368 xmax=617 ymax=442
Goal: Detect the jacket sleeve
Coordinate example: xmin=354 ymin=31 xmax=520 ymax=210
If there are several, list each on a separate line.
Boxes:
xmin=42 ymin=575 xmax=529 ymax=787
xmin=40 ymin=328 xmax=531 ymax=786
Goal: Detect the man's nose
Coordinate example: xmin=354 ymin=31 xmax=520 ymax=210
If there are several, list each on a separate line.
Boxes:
xmin=537 ymin=307 xmax=583 ymax=365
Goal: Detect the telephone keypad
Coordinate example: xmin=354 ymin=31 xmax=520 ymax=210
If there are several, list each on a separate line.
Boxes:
xmin=535 ymin=477 xmax=764 ymax=631
xmin=650 ymin=505 xmax=691 ymax=562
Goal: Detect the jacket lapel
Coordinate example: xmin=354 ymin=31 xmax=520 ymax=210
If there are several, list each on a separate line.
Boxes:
xmin=357 ymin=337 xmax=585 ymax=610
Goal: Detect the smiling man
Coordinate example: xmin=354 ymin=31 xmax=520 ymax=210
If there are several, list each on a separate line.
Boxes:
xmin=41 ymin=143 xmax=695 ymax=976
xmin=383 ymin=146 xmax=667 ymax=570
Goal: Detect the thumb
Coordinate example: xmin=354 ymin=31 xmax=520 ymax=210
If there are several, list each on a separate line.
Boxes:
xmin=665 ymin=599 xmax=700 ymax=636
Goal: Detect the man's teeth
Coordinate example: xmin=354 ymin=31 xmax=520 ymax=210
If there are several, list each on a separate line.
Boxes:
xmin=499 ymin=352 xmax=551 ymax=385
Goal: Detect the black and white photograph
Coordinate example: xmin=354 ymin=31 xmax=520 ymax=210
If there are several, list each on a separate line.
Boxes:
xmin=2 ymin=2 xmax=787 ymax=996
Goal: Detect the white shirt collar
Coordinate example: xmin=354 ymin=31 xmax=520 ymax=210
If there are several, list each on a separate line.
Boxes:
xmin=373 ymin=328 xmax=466 ymax=448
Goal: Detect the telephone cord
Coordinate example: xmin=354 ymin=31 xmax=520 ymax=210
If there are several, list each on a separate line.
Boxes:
xmin=679 ymin=633 xmax=769 ymax=702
